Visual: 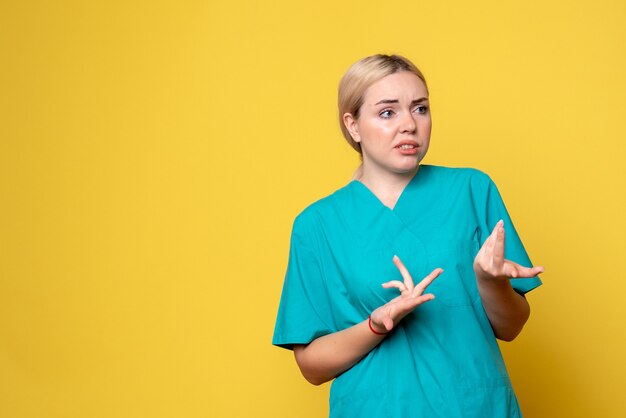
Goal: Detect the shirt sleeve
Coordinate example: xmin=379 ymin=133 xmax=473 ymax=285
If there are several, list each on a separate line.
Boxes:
xmin=474 ymin=173 xmax=542 ymax=294
xmin=272 ymin=213 xmax=335 ymax=350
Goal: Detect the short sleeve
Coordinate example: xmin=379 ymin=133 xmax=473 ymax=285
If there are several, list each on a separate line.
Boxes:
xmin=272 ymin=214 xmax=335 ymax=350
xmin=474 ymin=174 xmax=542 ymax=294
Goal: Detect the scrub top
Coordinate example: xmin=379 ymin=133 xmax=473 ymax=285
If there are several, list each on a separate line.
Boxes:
xmin=273 ymin=165 xmax=541 ymax=418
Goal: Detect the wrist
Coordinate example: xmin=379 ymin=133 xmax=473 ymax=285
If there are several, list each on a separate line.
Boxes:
xmin=368 ymin=316 xmax=388 ymax=336
xmin=476 ymin=274 xmax=513 ymax=290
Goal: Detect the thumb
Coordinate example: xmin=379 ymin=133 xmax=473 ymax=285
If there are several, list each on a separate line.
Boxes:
xmin=383 ymin=317 xmax=394 ymax=331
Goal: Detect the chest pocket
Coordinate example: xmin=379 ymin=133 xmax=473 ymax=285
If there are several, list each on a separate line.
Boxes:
xmin=425 ymin=240 xmax=480 ymax=308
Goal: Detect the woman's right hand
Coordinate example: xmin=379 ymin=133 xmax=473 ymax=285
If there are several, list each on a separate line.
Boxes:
xmin=369 ymin=256 xmax=442 ymax=333
xmin=293 ymin=256 xmax=442 ymax=385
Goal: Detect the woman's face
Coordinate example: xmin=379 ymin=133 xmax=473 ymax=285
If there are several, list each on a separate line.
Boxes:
xmin=344 ymin=71 xmax=431 ymax=178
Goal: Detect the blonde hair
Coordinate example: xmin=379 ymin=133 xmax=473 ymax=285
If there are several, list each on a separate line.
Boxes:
xmin=338 ymin=54 xmax=428 ymax=153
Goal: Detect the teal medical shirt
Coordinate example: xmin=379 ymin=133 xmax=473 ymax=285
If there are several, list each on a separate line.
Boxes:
xmin=273 ymin=165 xmax=541 ymax=417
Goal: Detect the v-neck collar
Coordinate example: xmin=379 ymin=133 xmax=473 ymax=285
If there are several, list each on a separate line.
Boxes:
xmin=349 ymin=165 xmax=430 ymax=212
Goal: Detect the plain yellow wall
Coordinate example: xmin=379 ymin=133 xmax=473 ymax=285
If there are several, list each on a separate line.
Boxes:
xmin=1 ymin=0 xmax=625 ymax=417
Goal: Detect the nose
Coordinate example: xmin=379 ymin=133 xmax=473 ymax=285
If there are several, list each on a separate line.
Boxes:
xmin=400 ymin=110 xmax=416 ymax=133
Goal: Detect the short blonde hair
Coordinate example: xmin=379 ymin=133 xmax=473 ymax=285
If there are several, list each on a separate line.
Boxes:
xmin=338 ymin=54 xmax=428 ymax=153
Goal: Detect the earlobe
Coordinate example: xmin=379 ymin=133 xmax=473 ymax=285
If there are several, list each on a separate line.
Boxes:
xmin=343 ymin=113 xmax=360 ymax=142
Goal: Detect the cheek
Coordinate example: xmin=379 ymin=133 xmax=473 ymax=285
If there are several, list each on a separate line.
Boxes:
xmin=359 ymin=122 xmax=394 ymax=142
xmin=374 ymin=124 xmax=396 ymax=138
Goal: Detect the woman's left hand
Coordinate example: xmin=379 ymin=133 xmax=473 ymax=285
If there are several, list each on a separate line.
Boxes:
xmin=473 ymin=220 xmax=544 ymax=282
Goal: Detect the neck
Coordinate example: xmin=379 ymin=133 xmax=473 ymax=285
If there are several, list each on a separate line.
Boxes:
xmin=358 ymin=165 xmax=419 ymax=209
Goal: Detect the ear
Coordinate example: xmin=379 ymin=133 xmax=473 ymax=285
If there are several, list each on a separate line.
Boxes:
xmin=343 ymin=113 xmax=361 ymax=143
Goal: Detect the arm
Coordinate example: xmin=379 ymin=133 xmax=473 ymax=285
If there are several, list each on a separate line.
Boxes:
xmin=474 ymin=220 xmax=544 ymax=341
xmin=293 ymin=320 xmax=385 ymax=385
xmin=294 ymin=258 xmax=442 ymax=385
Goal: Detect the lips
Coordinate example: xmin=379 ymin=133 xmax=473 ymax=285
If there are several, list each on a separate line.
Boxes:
xmin=394 ymin=140 xmax=419 ymax=150
xmin=393 ymin=140 xmax=419 ymax=155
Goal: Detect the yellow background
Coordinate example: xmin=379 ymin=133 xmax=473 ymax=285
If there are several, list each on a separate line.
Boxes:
xmin=1 ymin=1 xmax=625 ymax=417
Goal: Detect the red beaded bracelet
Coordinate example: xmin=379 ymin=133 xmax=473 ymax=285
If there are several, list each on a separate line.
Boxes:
xmin=368 ymin=315 xmax=388 ymax=336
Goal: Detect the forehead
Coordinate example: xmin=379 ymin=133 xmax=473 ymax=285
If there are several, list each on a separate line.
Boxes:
xmin=363 ymin=71 xmax=428 ymax=104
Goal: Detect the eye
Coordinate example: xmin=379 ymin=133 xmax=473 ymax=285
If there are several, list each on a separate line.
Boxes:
xmin=379 ymin=109 xmax=394 ymax=119
xmin=413 ymin=105 xmax=429 ymax=114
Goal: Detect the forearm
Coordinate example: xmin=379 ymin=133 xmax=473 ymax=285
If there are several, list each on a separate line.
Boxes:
xmin=293 ymin=319 xmax=386 ymax=385
xmin=477 ymin=278 xmax=530 ymax=342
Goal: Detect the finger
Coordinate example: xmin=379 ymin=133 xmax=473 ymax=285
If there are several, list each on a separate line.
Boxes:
xmin=513 ymin=265 xmax=545 ymax=278
xmin=382 ymin=317 xmax=394 ymax=331
xmin=395 ymin=293 xmax=436 ymax=312
xmin=473 ymin=238 xmax=488 ymax=268
xmin=479 ymin=223 xmax=498 ymax=258
xmin=413 ymin=268 xmax=443 ymax=296
xmin=393 ymin=255 xmax=415 ymax=293
xmin=493 ymin=222 xmax=505 ymax=267
xmin=392 ymin=293 xmax=436 ymax=316
xmin=413 ymin=293 xmax=435 ymax=304
xmin=504 ymin=262 xmax=545 ymax=278
xmin=487 ymin=221 xmax=501 ymax=251
xmin=382 ymin=280 xmax=409 ymax=293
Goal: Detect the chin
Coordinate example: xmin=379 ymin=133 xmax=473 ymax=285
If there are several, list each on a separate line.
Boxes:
xmin=399 ymin=159 xmax=421 ymax=171
xmin=392 ymin=164 xmax=419 ymax=175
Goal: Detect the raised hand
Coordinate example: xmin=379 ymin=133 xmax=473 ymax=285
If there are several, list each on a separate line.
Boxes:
xmin=369 ymin=256 xmax=443 ymax=333
xmin=474 ymin=220 xmax=544 ymax=282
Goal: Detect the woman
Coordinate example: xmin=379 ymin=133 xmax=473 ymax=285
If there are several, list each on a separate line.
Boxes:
xmin=273 ymin=54 xmax=543 ymax=417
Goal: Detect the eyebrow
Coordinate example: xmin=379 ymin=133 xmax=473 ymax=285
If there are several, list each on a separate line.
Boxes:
xmin=374 ymin=97 xmax=429 ymax=106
